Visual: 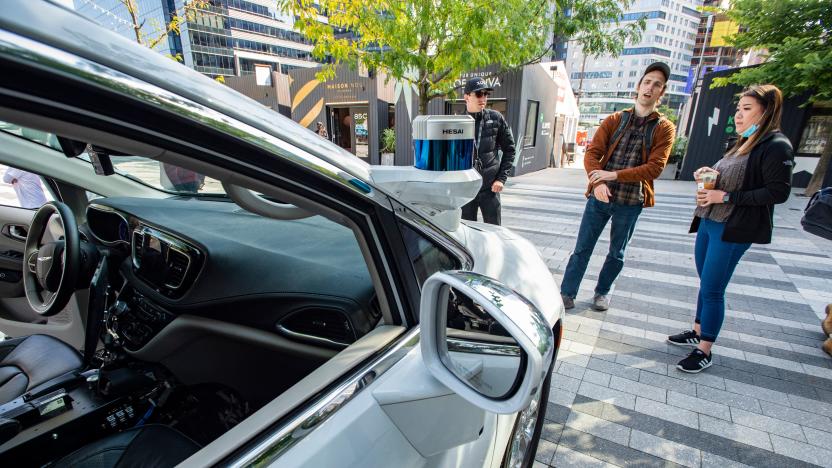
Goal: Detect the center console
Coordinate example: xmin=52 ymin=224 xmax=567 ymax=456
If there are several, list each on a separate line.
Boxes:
xmin=107 ymin=290 xmax=176 ymax=352
xmin=0 ymin=368 xmax=155 ymax=465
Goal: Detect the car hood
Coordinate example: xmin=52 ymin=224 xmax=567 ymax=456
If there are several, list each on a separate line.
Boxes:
xmin=451 ymin=222 xmax=564 ymax=327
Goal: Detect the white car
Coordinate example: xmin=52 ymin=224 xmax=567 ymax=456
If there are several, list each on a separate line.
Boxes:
xmin=0 ymin=2 xmax=564 ymax=467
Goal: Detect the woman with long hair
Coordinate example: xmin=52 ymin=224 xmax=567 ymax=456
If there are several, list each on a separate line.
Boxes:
xmin=668 ymin=84 xmax=794 ymax=373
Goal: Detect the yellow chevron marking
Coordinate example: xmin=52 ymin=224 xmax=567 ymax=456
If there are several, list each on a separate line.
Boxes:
xmin=298 ymin=98 xmax=325 ymax=129
xmin=292 ymin=79 xmax=321 ymax=112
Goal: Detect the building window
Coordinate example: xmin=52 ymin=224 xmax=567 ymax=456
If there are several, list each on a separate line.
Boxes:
xmin=522 ymin=101 xmax=539 ymax=148
xmin=627 ymin=82 xmax=635 ymax=88
xmin=629 ymin=70 xmax=638 ymax=77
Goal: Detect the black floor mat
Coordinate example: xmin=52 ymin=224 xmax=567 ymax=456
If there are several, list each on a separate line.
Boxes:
xmin=152 ymin=384 xmax=251 ymax=446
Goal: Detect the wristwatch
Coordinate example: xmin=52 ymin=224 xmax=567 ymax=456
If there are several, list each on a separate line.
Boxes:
xmin=722 ymin=193 xmax=731 ymax=204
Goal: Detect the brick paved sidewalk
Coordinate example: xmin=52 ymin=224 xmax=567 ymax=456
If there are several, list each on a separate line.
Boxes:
xmin=504 ymin=169 xmax=832 ymax=468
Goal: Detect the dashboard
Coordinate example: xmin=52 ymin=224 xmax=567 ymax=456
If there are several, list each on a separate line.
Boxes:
xmin=85 ymin=198 xmax=380 ymax=351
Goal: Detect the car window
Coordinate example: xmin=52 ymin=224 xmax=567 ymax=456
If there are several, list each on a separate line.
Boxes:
xmin=0 ymin=120 xmax=224 ymax=196
xmin=0 ymin=164 xmax=54 ymax=209
xmin=399 ymin=222 xmax=458 ymax=285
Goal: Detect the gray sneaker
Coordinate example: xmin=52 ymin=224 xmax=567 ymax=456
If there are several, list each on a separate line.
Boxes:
xmin=592 ymin=294 xmax=610 ymax=311
xmin=561 ymin=294 xmax=575 ymax=309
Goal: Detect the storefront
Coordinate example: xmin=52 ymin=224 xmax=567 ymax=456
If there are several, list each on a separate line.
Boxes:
xmin=405 ymin=64 xmax=569 ymax=176
xmin=288 ymin=66 xmax=395 ymax=164
xmin=284 ymin=63 xmax=572 ymax=176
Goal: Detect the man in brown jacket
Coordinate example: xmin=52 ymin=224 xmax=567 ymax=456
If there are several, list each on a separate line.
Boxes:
xmin=560 ymin=62 xmax=676 ymax=311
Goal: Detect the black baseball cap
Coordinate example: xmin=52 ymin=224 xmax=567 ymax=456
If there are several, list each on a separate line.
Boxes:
xmin=464 ymin=77 xmax=493 ymax=94
xmin=643 ymin=62 xmax=670 ymax=84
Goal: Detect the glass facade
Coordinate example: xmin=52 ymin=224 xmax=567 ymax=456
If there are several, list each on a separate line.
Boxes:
xmin=74 ymin=0 xmax=321 ymax=78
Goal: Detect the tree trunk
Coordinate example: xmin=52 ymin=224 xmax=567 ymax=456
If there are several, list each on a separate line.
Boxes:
xmin=576 ymin=54 xmax=587 ymax=106
xmin=123 ymin=0 xmax=144 ymax=45
xmin=804 ymin=124 xmax=832 ymax=195
xmin=419 ymin=82 xmax=429 ymax=116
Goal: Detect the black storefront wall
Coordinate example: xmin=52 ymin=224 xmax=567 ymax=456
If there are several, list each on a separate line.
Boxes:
xmin=682 ymin=68 xmax=812 ymax=185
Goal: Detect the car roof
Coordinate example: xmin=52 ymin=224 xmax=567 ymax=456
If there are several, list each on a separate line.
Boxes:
xmin=0 ymin=0 xmax=372 ymax=183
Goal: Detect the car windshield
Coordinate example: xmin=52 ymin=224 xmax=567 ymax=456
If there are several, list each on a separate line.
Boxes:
xmin=0 ymin=120 xmax=225 ymax=196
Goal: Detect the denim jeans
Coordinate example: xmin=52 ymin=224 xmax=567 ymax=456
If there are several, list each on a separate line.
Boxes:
xmin=560 ymin=197 xmax=643 ymax=298
xmin=694 ymin=218 xmax=751 ymax=342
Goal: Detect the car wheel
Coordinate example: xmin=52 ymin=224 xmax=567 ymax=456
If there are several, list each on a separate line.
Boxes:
xmin=502 ymin=356 xmax=555 ymax=468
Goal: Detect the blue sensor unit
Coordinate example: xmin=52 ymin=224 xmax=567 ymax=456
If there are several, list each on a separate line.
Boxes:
xmin=412 ymin=115 xmax=475 ymax=171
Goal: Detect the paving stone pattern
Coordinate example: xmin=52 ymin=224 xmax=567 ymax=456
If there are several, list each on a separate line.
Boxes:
xmin=503 ymin=169 xmax=832 ymax=468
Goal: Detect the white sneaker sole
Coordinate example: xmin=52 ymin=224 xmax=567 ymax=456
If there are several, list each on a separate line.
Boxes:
xmin=667 ymin=338 xmax=700 ymax=348
xmin=677 ymin=359 xmax=712 ymax=373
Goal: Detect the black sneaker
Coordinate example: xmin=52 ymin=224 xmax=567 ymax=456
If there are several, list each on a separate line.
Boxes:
xmin=561 ymin=294 xmax=575 ymax=310
xmin=677 ymin=349 xmax=712 ymax=373
xmin=667 ymin=330 xmax=700 ymax=347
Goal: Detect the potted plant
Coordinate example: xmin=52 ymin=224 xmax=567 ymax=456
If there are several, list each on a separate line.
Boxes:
xmin=381 ymin=128 xmax=396 ymax=165
xmin=660 ymin=136 xmax=687 ymax=179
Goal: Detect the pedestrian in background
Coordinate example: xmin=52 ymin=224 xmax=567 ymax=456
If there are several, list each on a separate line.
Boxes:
xmin=669 ymin=84 xmax=794 ymax=373
xmin=560 ymin=62 xmax=675 ymax=311
xmin=315 ymin=121 xmax=328 ymax=140
xmin=3 ymin=167 xmax=47 ymax=208
xmin=460 ymin=77 xmax=516 ymax=225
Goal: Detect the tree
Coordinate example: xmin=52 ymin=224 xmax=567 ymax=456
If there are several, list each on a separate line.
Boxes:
xmin=280 ymin=0 xmax=643 ymax=115
xmin=711 ymin=0 xmax=832 ymax=194
xmin=657 ymin=104 xmax=678 ymax=125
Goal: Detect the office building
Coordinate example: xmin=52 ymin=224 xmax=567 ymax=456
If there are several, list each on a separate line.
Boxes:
xmin=73 ymin=0 xmax=322 ymax=77
xmin=556 ymin=0 xmax=703 ymax=124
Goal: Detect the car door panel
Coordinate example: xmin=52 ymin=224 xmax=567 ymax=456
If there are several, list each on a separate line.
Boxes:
xmin=0 ymin=205 xmax=31 ymax=298
xmin=275 ymin=344 xmax=504 ymax=468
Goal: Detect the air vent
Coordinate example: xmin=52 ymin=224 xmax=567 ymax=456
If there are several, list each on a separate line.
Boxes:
xmin=278 ymin=309 xmax=356 ymax=348
xmin=131 ymin=230 xmax=144 ymax=268
xmin=165 ymin=249 xmax=190 ymax=289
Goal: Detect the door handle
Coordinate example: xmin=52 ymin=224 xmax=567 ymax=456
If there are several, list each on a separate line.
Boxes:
xmin=6 ymin=225 xmax=28 ymax=241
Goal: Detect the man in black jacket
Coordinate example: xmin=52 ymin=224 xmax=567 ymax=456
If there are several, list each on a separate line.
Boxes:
xmin=460 ymin=77 xmax=516 ymax=225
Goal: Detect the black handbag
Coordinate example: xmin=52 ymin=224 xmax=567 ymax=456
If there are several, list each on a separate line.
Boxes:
xmin=801 ymin=187 xmax=832 ymax=241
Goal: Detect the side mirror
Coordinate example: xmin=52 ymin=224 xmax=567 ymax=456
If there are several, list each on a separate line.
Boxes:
xmin=420 ymin=271 xmax=555 ymax=414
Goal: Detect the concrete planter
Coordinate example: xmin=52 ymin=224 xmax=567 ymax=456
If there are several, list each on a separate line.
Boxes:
xmin=381 ymin=153 xmax=395 ymax=166
xmin=659 ymin=162 xmax=678 ymax=180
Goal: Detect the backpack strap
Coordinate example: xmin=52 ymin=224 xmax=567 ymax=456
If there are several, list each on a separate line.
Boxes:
xmin=609 ymin=110 xmax=632 ymax=147
xmin=610 ymin=110 xmax=664 ymax=156
xmin=644 ymin=117 xmax=661 ymax=156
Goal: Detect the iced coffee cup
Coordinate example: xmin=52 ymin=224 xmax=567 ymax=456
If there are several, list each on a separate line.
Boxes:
xmin=696 ymin=170 xmax=718 ymax=190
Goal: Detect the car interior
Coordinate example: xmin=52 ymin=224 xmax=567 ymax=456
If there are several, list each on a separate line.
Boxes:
xmin=0 ymin=117 xmax=398 ymax=466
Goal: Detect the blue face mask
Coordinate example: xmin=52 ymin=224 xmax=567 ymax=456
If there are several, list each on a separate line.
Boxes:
xmin=740 ymin=124 xmax=758 ymax=138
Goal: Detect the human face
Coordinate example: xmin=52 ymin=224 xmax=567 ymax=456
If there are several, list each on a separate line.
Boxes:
xmin=464 ymin=90 xmax=489 ymax=112
xmin=734 ymin=95 xmax=765 ymax=135
xmin=636 ymin=71 xmax=666 ymax=108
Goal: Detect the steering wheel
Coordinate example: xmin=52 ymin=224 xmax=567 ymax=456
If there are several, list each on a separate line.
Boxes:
xmin=23 ymin=202 xmax=80 ymax=316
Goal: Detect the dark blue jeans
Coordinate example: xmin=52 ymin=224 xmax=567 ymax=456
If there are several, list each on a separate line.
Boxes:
xmin=694 ymin=218 xmax=751 ymax=342
xmin=561 ymin=197 xmax=643 ymax=298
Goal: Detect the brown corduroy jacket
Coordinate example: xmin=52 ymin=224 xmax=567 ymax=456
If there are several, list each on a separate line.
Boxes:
xmin=584 ymin=108 xmax=676 ymax=207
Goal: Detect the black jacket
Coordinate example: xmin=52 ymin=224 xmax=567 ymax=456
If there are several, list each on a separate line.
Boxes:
xmin=690 ymin=131 xmax=794 ymax=244
xmin=470 ymin=109 xmax=516 ymax=191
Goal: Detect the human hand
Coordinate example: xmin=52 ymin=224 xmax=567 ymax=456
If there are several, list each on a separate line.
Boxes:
xmin=589 ymin=170 xmax=617 ymax=184
xmin=491 ymin=180 xmax=504 ymax=193
xmin=696 ymin=189 xmax=725 ymax=206
xmin=693 ymin=167 xmax=719 ymax=181
xmin=593 ymin=184 xmax=611 ymax=203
